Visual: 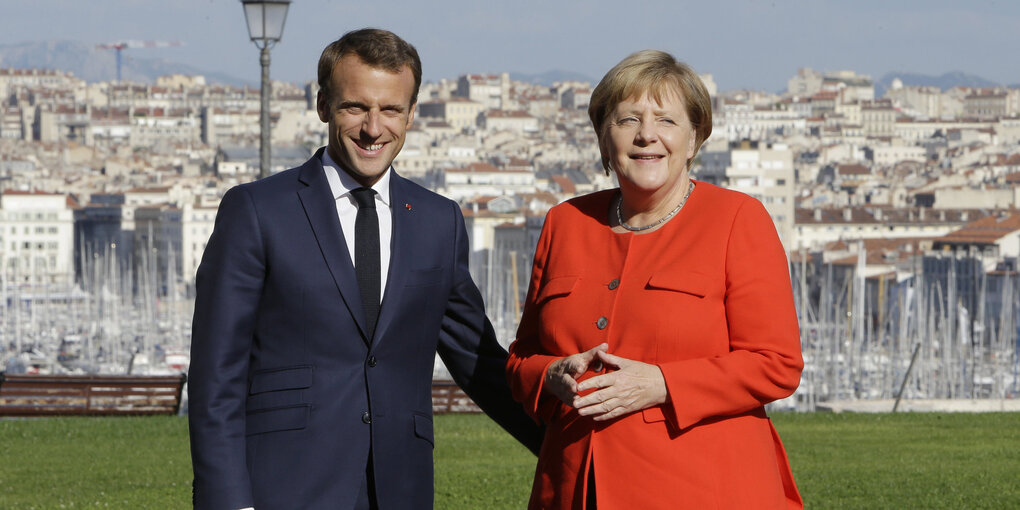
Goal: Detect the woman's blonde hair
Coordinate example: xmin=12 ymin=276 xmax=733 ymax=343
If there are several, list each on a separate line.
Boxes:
xmin=588 ymin=50 xmax=713 ymax=173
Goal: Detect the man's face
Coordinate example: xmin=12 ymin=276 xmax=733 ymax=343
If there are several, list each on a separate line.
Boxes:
xmin=317 ymin=54 xmax=416 ymax=187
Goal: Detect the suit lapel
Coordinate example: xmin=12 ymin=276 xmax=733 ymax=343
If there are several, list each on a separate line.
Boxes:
xmin=373 ymin=172 xmax=414 ymax=345
xmin=296 ymin=150 xmax=371 ymax=344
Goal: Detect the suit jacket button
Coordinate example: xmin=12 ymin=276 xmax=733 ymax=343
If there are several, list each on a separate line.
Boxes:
xmin=361 ymin=411 xmax=371 ymax=424
xmin=596 ymin=317 xmax=608 ymax=329
xmin=608 ymin=279 xmax=620 ymax=290
xmin=367 ymin=356 xmax=378 ymax=367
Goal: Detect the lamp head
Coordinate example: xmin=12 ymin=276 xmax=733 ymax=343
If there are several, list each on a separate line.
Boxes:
xmin=241 ymin=0 xmax=291 ymax=48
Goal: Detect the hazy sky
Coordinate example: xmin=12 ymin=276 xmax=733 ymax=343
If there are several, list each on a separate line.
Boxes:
xmin=3 ymin=0 xmax=1019 ymax=91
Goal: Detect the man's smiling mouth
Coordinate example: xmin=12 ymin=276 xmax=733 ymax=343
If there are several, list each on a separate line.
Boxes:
xmin=355 ymin=140 xmax=384 ymax=152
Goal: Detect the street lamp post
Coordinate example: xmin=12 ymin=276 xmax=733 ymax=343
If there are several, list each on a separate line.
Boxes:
xmin=241 ymin=0 xmax=291 ymax=179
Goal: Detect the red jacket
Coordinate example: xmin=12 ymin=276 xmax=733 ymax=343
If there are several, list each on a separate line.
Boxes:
xmin=507 ymin=182 xmax=803 ymax=509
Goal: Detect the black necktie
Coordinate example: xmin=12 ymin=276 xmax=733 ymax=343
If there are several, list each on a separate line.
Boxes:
xmin=351 ymin=187 xmax=380 ymax=340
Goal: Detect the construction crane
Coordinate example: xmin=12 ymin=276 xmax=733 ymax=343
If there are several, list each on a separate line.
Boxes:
xmin=96 ymin=40 xmax=184 ymax=83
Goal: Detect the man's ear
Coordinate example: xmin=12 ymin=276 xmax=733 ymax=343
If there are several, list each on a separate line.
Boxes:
xmin=316 ymin=90 xmax=329 ymax=123
xmin=406 ymin=102 xmax=417 ymax=128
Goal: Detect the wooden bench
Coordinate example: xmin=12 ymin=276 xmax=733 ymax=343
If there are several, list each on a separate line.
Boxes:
xmin=431 ymin=379 xmax=481 ymax=414
xmin=0 ymin=373 xmax=188 ymax=417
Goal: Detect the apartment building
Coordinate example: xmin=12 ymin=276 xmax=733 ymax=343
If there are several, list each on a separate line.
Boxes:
xmin=720 ymin=102 xmax=807 ymax=141
xmin=560 ymin=87 xmax=591 ymax=110
xmin=481 ymin=110 xmax=539 ymax=134
xmin=861 ymin=99 xmax=897 ymax=138
xmin=0 ymin=190 xmax=75 ymax=284
xmin=964 ymin=89 xmax=1010 ymax=119
xmin=0 ymin=68 xmax=82 ymax=99
xmin=442 ymin=162 xmax=536 ymax=201
xmin=181 ymin=202 xmax=218 ymax=284
xmin=455 ymin=73 xmax=510 ymax=110
xmin=932 ymin=212 xmax=1020 ymax=272
xmin=794 ymin=206 xmax=987 ymax=250
xmin=724 ymin=141 xmax=796 ymax=246
xmin=885 ymin=80 xmax=945 ymax=118
xmin=417 ymin=97 xmax=485 ymax=131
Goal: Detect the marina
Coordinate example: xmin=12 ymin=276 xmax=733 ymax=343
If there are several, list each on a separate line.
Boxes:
xmin=1 ymin=241 xmax=192 ymax=377
xmin=3 ymin=239 xmax=1019 ymax=413
xmin=785 ymin=242 xmax=1020 ymax=411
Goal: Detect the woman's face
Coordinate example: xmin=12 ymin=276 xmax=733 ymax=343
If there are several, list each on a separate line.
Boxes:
xmin=601 ymin=89 xmax=696 ymax=195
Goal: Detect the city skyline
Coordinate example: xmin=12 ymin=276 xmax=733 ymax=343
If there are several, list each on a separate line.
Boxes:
xmin=2 ymin=0 xmax=1019 ymax=92
xmin=3 ymin=3 xmax=1020 ymax=408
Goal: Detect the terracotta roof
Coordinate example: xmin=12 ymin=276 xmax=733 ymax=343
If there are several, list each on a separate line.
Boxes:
xmin=829 ymin=254 xmax=858 ymax=266
xmin=995 ymin=153 xmax=1020 ymax=166
xmin=507 ymin=157 xmax=532 ymax=168
xmin=518 ymin=191 xmax=559 ymax=204
xmin=422 ymin=97 xmax=477 ymax=104
xmin=837 ymin=164 xmax=870 ymax=176
xmin=550 ymin=175 xmax=575 ymax=194
xmin=486 ymin=110 xmax=534 ymax=118
xmin=822 ymin=237 xmax=931 ymax=268
xmin=938 ymin=213 xmax=1020 ymax=244
xmin=2 ymin=189 xmax=60 ymax=196
xmin=463 ymin=162 xmax=500 ymax=173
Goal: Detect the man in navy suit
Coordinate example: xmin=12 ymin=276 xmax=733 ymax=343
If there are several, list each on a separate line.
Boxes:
xmin=188 ymin=28 xmax=541 ymax=510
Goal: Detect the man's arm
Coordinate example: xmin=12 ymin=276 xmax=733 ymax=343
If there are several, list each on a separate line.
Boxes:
xmin=435 ymin=201 xmax=543 ymax=455
xmin=189 ymin=186 xmax=265 ymax=509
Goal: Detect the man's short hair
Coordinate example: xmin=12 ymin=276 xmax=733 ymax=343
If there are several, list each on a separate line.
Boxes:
xmin=317 ymin=28 xmax=422 ymax=107
xmin=588 ymin=50 xmax=713 ymax=173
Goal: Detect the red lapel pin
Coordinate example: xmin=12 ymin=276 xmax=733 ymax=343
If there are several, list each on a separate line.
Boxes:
xmin=405 ymin=203 xmax=412 ymax=211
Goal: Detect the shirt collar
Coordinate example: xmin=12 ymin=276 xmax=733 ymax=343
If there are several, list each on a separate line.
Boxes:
xmin=321 ymin=149 xmax=391 ymax=207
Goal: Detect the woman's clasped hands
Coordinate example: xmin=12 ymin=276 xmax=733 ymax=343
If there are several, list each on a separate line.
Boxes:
xmin=544 ymin=343 xmax=669 ymax=421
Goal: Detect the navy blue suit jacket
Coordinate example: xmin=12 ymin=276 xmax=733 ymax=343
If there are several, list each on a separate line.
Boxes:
xmin=188 ymin=149 xmax=541 ymax=509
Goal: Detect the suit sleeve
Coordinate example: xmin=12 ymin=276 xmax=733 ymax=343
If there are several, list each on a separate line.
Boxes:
xmin=505 ymin=209 xmax=562 ymax=425
xmin=659 ymin=198 xmax=803 ymax=430
xmin=436 ymin=201 xmax=544 ymax=455
xmin=188 ymin=186 xmax=264 ymax=509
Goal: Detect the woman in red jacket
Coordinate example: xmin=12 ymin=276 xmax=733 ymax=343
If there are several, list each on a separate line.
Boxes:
xmin=506 ymin=50 xmax=804 ymax=509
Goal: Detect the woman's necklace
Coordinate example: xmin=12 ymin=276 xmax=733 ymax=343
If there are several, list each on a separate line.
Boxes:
xmin=616 ymin=181 xmax=695 ymax=232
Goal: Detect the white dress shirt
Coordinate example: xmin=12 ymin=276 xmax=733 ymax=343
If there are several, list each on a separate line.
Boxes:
xmin=322 ymin=150 xmax=392 ymax=302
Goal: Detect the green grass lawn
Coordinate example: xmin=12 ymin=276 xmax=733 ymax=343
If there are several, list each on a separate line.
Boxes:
xmin=0 ymin=412 xmax=1017 ymax=509
xmin=779 ymin=412 xmax=1020 ymax=509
